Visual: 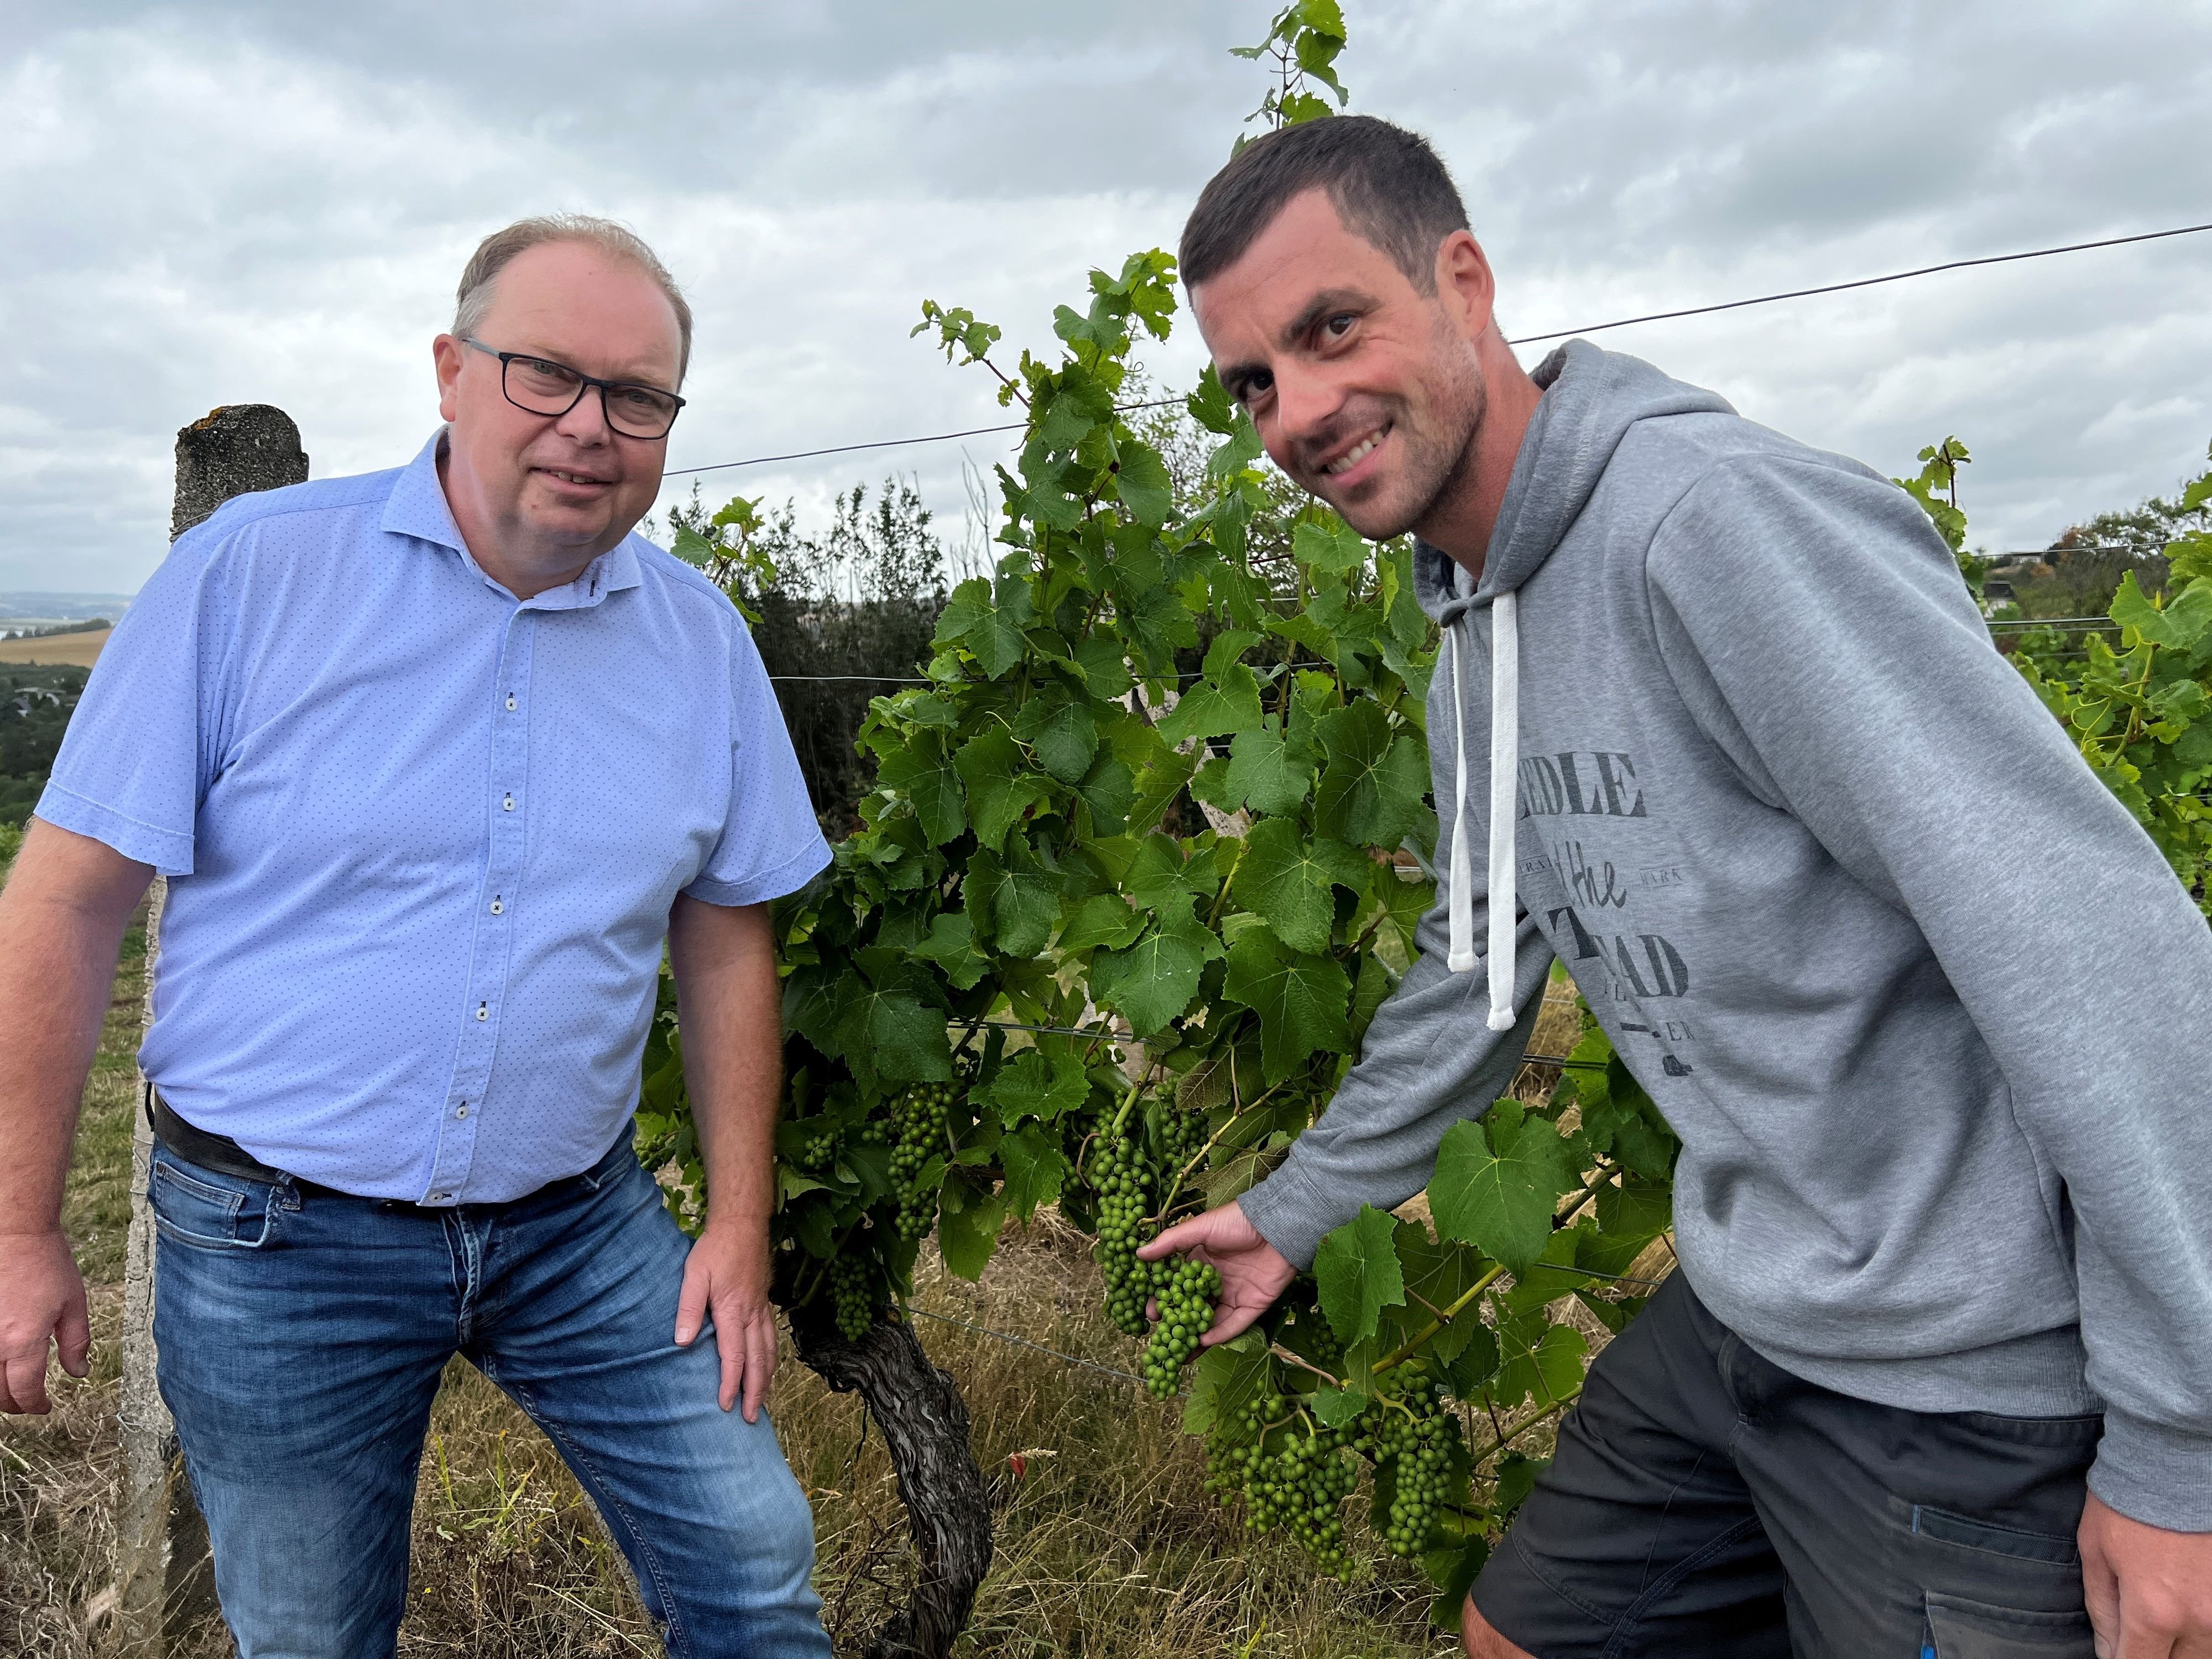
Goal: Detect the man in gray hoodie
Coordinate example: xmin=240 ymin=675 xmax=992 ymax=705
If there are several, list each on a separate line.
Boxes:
xmin=1141 ymin=115 xmax=2212 ymax=1659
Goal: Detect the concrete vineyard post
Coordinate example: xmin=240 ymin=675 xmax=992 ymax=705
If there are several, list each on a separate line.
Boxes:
xmin=116 ymin=405 xmax=308 ymax=1654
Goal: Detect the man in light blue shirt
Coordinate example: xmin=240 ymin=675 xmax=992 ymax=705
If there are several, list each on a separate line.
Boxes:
xmin=0 ymin=215 xmax=834 ymax=1656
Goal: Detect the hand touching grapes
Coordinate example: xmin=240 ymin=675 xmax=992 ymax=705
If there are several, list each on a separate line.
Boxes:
xmin=1137 ymin=1199 xmax=1297 ymax=1348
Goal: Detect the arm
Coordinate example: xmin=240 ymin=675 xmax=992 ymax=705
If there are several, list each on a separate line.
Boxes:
xmin=1647 ymin=457 xmax=2212 ymax=1641
xmin=0 ymin=819 xmax=155 ymax=1413
xmin=1143 ymin=674 xmax=1557 ymax=1342
xmin=666 ymin=893 xmax=782 ymax=1423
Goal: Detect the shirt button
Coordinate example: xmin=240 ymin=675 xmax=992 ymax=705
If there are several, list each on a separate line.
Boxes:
xmin=489 ymin=898 xmax=504 ymax=915
xmin=429 ymin=1191 xmax=450 ymax=1202
xmin=505 ymin=694 xmax=517 ymax=711
xmin=476 ymin=1003 xmax=489 ymax=1021
xmin=502 ymin=794 xmax=515 ymax=812
xmin=455 ymin=1105 xmax=469 ymax=1120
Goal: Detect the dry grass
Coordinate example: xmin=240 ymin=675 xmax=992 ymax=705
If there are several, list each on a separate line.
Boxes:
xmin=1 ymin=876 xmax=1479 ymax=1657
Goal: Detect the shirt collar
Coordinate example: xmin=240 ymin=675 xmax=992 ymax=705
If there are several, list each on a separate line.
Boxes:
xmin=381 ymin=429 xmax=644 ymax=611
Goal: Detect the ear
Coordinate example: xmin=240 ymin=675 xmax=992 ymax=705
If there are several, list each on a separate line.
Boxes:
xmin=432 ymin=334 xmax=465 ymax=424
xmin=1433 ymin=231 xmax=1498 ymax=347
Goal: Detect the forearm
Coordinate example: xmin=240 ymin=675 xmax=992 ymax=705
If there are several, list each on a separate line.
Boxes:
xmin=666 ymin=896 xmax=780 ymax=1239
xmin=0 ymin=823 xmax=148 ymax=1232
xmin=1241 ymin=918 xmax=1552 ymax=1267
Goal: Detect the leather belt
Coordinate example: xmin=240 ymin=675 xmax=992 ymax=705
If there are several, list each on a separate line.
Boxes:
xmin=147 ymin=1085 xmax=299 ymax=1186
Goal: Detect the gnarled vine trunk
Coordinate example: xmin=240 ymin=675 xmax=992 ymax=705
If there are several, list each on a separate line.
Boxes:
xmin=789 ymin=1308 xmax=992 ymax=1658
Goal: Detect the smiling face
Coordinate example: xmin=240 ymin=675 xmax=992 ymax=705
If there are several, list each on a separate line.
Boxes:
xmin=432 ymin=238 xmax=684 ymax=597
xmin=1191 ymin=189 xmax=1490 ymax=544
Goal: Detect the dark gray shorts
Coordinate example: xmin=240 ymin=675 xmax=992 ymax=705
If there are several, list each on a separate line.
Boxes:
xmin=1471 ymin=1272 xmax=2099 ymax=1658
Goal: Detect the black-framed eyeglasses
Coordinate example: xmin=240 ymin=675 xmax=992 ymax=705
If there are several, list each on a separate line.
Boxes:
xmin=462 ymin=337 xmax=686 ymax=440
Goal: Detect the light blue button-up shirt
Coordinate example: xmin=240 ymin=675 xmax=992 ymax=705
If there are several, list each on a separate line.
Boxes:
xmin=40 ymin=432 xmax=831 ymax=1203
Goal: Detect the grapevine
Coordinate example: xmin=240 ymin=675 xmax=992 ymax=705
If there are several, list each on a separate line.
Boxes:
xmin=628 ymin=5 xmax=1690 ymax=1636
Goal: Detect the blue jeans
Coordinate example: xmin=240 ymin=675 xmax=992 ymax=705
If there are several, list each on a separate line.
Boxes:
xmin=149 ymin=1130 xmax=830 ymax=1658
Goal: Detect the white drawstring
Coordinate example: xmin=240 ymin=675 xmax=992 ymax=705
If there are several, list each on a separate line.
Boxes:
xmin=1485 ymin=591 xmax=1519 ymax=1032
xmin=1446 ymin=620 xmax=1477 ymax=973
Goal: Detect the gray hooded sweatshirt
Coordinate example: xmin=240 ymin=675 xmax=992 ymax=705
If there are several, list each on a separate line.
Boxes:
xmin=1236 ymin=340 xmax=2212 ymax=1531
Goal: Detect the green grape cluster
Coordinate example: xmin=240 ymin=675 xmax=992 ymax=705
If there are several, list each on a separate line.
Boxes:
xmin=827 ymin=1251 xmax=875 ymax=1343
xmin=1356 ymin=1363 xmax=1459 ymax=1558
xmin=1141 ymin=1256 xmax=1220 ymax=1397
xmin=1206 ymin=1392 xmax=1355 ymax=1576
xmin=795 ymin=1120 xmax=840 ymax=1172
xmin=1158 ymin=1106 xmax=1207 ymax=1176
xmin=1089 ymin=1130 xmax=1156 ymax=1337
xmin=889 ymin=1081 xmax=958 ymax=1241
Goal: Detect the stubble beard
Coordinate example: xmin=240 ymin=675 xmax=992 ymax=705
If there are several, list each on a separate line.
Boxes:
xmin=1385 ymin=338 xmax=1487 ymax=545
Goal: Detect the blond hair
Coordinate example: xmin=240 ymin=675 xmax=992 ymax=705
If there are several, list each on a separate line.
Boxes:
xmin=453 ymin=214 xmax=693 ymax=382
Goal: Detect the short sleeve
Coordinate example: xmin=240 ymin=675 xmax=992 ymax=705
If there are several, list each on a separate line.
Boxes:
xmin=36 ymin=529 xmax=232 ymax=875
xmin=680 ymin=615 xmax=832 ymax=907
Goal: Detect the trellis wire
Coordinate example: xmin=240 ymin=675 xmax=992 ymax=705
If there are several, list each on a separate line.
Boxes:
xmin=665 ymin=220 xmax=2212 ymax=481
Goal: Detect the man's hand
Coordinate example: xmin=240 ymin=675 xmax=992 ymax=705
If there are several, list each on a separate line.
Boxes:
xmin=1136 ymin=1200 xmax=1296 ymax=1348
xmin=0 ymin=1230 xmax=91 ymax=1415
xmin=2081 ymin=1491 xmax=2212 ymax=1658
xmin=674 ymin=1218 xmax=776 ymax=1423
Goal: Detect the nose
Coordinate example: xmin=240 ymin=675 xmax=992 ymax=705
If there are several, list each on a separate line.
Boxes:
xmin=1267 ymin=364 xmax=1343 ymax=465
xmin=553 ymin=386 xmax=614 ymax=446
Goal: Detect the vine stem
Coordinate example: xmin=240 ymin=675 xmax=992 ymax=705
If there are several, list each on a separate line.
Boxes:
xmin=1269 ymin=1343 xmax=1344 ymax=1391
xmin=1467 ymin=1385 xmax=1581 ymax=1465
xmin=1371 ymin=1262 xmax=1506 ymax=1375
xmin=1147 ymin=1078 xmax=1287 ymax=1228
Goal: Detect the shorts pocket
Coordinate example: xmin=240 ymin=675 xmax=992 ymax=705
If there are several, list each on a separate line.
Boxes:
xmin=149 ymin=1153 xmax=281 ymax=1250
xmin=1926 ymin=1590 xmax=2093 ymax=1657
xmin=1912 ymin=1505 xmax=2080 ymax=1566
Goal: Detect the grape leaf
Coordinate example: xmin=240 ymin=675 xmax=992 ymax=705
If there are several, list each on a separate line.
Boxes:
xmin=1293 ymin=518 xmax=1368 ymax=574
xmin=998 ymin=1124 xmax=1070 ymax=1221
xmin=956 ymin=730 xmax=1051 ymax=850
xmin=1057 ymin=893 xmax=1145 ymax=953
xmin=1113 ymin=441 xmax=1175 ymax=529
xmin=1091 ymin=919 xmax=1214 ymax=1035
xmin=1224 ymin=724 xmax=1315 ymax=816
xmin=1314 ymin=700 xmax=1429 ymax=849
xmin=911 ymin=911 xmax=989 ymax=990
xmin=1219 ymin=926 xmax=1352 ymax=1084
xmin=984 ymin=1051 xmax=1091 ymax=1124
xmin=1430 ymin=1105 xmax=1575 ymax=1276
xmin=1014 ymin=688 xmax=1100 ymax=784
xmin=834 ymin=984 xmax=952 ymax=1088
xmin=1155 ymin=663 xmax=1265 ymax=745
xmin=1075 ymin=750 xmax=1134 ymax=835
xmin=936 ymin=1180 xmax=1005 ymax=1281
xmin=1312 ymin=1203 xmax=1406 ymax=1347
xmin=1228 ymin=818 xmax=1372 ymax=954
xmin=1488 ymin=1310 xmax=1588 ymax=1413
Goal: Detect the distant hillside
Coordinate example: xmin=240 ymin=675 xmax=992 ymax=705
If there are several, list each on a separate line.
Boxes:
xmin=0 ymin=592 xmax=134 ymax=629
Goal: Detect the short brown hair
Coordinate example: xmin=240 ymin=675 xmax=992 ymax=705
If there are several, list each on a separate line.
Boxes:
xmin=453 ymin=214 xmax=693 ymax=382
xmin=1180 ymin=115 xmax=1470 ymax=294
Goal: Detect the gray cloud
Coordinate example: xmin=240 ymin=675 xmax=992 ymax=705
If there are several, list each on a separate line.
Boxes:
xmin=3 ymin=1 xmax=2208 ymax=597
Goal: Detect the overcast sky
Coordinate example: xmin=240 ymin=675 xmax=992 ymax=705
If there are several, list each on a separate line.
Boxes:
xmin=4 ymin=1 xmax=2208 ymax=596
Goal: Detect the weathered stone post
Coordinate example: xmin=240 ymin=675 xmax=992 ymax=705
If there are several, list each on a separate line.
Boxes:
xmin=115 ymin=405 xmax=308 ymax=1654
